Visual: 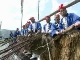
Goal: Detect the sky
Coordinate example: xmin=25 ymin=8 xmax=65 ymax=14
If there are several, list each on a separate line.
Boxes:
xmin=0 ymin=0 xmax=80 ymax=30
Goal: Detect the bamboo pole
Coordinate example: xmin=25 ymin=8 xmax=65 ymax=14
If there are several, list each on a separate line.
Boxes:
xmin=38 ymin=0 xmax=80 ymax=22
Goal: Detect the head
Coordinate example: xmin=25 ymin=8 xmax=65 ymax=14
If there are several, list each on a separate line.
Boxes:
xmin=16 ymin=28 xmax=19 ymax=31
xmin=22 ymin=25 xmax=25 ymax=29
xmin=54 ymin=14 xmax=60 ymax=23
xmin=25 ymin=21 xmax=31 ymax=28
xmin=58 ymin=4 xmax=67 ymax=17
xmin=29 ymin=17 xmax=35 ymax=23
xmin=44 ymin=16 xmax=50 ymax=23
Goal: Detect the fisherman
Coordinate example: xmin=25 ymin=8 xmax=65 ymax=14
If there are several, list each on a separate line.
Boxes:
xmin=58 ymin=4 xmax=80 ymax=33
xmin=13 ymin=28 xmax=21 ymax=43
xmin=9 ymin=31 xmax=13 ymax=38
xmin=24 ymin=21 xmax=31 ymax=36
xmin=51 ymin=14 xmax=64 ymax=37
xmin=28 ymin=17 xmax=42 ymax=34
xmin=21 ymin=25 xmax=27 ymax=36
xmin=28 ymin=17 xmax=41 ymax=60
xmin=43 ymin=16 xmax=52 ymax=35
xmin=42 ymin=16 xmax=53 ymax=43
xmin=14 ymin=28 xmax=21 ymax=37
xmin=42 ymin=16 xmax=53 ymax=60
xmin=25 ymin=21 xmax=31 ymax=29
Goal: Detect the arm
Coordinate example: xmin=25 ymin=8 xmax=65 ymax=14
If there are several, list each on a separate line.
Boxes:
xmin=43 ymin=25 xmax=46 ymax=33
xmin=28 ymin=24 xmax=32 ymax=32
xmin=72 ymin=13 xmax=80 ymax=28
xmin=19 ymin=31 xmax=21 ymax=35
xmin=36 ymin=22 xmax=42 ymax=33
xmin=51 ymin=24 xmax=59 ymax=35
xmin=13 ymin=32 xmax=16 ymax=37
xmin=37 ymin=22 xmax=42 ymax=31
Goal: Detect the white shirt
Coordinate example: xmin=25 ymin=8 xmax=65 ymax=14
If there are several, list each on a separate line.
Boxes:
xmin=55 ymin=23 xmax=60 ymax=34
xmin=63 ymin=17 xmax=68 ymax=29
xmin=56 ymin=23 xmax=59 ymax=28
xmin=45 ymin=23 xmax=52 ymax=33
xmin=32 ymin=23 xmax=36 ymax=32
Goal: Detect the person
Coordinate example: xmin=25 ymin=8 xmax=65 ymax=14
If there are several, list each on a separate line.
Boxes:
xmin=9 ymin=31 xmax=13 ymax=38
xmin=28 ymin=17 xmax=41 ymax=60
xmin=21 ymin=25 xmax=27 ymax=36
xmin=51 ymin=14 xmax=64 ymax=37
xmin=14 ymin=28 xmax=21 ymax=37
xmin=13 ymin=28 xmax=21 ymax=43
xmin=24 ymin=21 xmax=31 ymax=36
xmin=42 ymin=16 xmax=53 ymax=43
xmin=25 ymin=21 xmax=31 ymax=29
xmin=58 ymin=4 xmax=80 ymax=33
xmin=43 ymin=16 xmax=53 ymax=35
xmin=28 ymin=17 xmax=42 ymax=34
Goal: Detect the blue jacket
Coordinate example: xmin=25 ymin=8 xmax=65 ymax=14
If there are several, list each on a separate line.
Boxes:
xmin=9 ymin=33 xmax=13 ymax=38
xmin=14 ymin=31 xmax=21 ymax=37
xmin=61 ymin=13 xmax=80 ymax=29
xmin=43 ymin=23 xmax=52 ymax=32
xmin=21 ymin=29 xmax=28 ymax=35
xmin=51 ymin=22 xmax=64 ymax=37
xmin=28 ymin=22 xmax=42 ymax=32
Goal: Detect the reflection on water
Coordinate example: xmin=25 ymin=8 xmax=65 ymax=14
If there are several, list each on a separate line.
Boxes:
xmin=0 ymin=43 xmax=9 ymax=51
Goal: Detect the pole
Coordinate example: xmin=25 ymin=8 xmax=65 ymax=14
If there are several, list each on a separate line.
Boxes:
xmin=38 ymin=0 xmax=80 ymax=22
xmin=38 ymin=0 xmax=40 ymax=20
xmin=21 ymin=12 xmax=23 ymax=31
xmin=21 ymin=0 xmax=24 ymax=31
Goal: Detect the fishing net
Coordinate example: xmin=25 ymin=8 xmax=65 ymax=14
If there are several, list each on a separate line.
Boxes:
xmin=2 ymin=29 xmax=80 ymax=60
xmin=16 ymin=34 xmax=45 ymax=54
xmin=40 ymin=29 xmax=80 ymax=60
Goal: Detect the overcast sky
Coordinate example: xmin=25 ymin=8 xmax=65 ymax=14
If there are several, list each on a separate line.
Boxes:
xmin=0 ymin=0 xmax=80 ymax=30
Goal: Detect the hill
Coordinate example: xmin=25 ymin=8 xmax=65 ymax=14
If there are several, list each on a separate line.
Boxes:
xmin=0 ymin=29 xmax=15 ymax=39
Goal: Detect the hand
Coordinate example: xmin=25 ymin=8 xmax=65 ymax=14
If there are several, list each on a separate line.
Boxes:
xmin=74 ymin=22 xmax=80 ymax=28
xmin=35 ymin=32 xmax=38 ymax=35
xmin=60 ymin=29 xmax=66 ymax=34
xmin=37 ymin=30 xmax=41 ymax=33
xmin=45 ymin=33 xmax=49 ymax=36
xmin=28 ymin=34 xmax=31 ymax=37
xmin=57 ymin=32 xmax=63 ymax=35
xmin=35 ymin=30 xmax=41 ymax=35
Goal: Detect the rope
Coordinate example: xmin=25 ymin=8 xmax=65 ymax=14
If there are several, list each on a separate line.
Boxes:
xmin=32 ymin=35 xmax=62 ymax=52
xmin=45 ymin=36 xmax=52 ymax=60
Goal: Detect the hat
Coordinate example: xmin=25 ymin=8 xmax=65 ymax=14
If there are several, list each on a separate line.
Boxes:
xmin=43 ymin=16 xmax=50 ymax=20
xmin=27 ymin=21 xmax=31 ymax=24
xmin=29 ymin=17 xmax=35 ymax=20
xmin=58 ymin=4 xmax=66 ymax=12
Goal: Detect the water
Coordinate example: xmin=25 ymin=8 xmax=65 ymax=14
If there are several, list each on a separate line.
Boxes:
xmin=0 ymin=43 xmax=40 ymax=60
xmin=0 ymin=43 xmax=21 ymax=60
xmin=0 ymin=43 xmax=9 ymax=51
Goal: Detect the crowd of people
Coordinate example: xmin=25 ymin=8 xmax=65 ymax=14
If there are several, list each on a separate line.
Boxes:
xmin=9 ymin=4 xmax=80 ymax=60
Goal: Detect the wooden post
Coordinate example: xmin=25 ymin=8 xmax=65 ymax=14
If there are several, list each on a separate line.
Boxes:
xmin=38 ymin=0 xmax=80 ymax=22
